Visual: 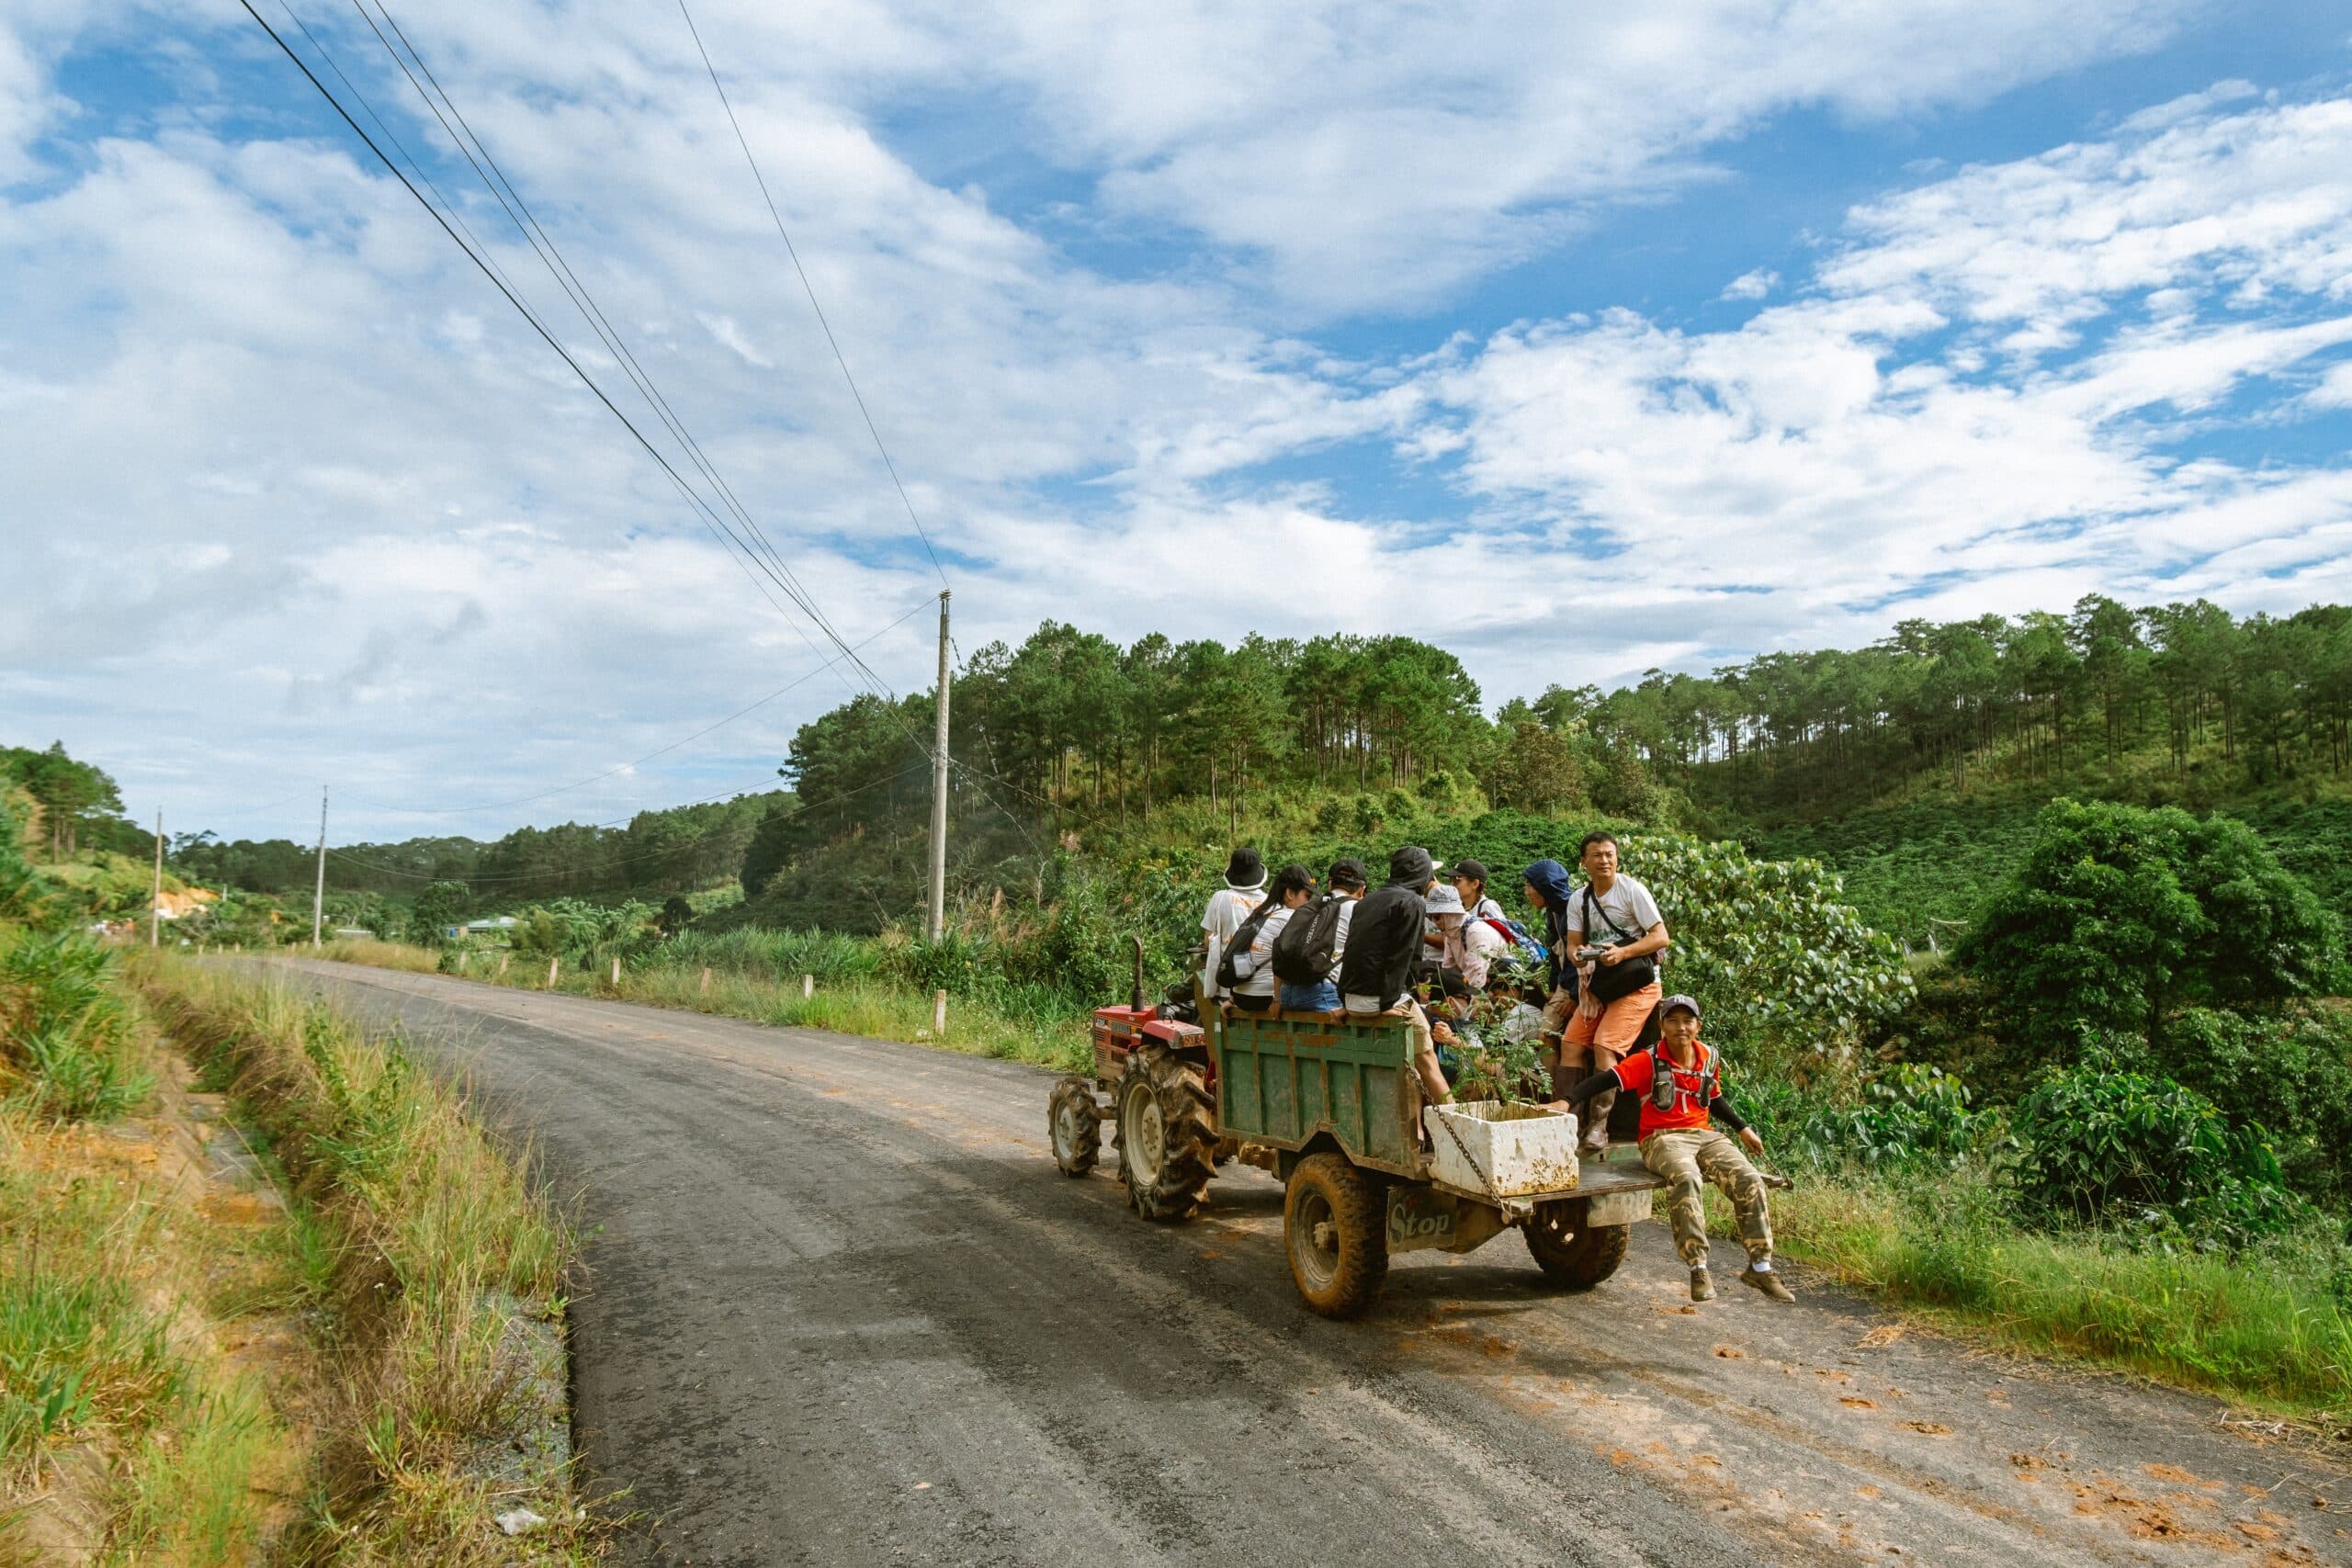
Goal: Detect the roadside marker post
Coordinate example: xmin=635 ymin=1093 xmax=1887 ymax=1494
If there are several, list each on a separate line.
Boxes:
xmin=699 ymin=966 xmax=711 ymax=995
xmin=547 ymin=957 xmax=559 ymax=987
xmin=611 ymin=956 xmax=621 ymax=987
xmin=457 ymin=952 xmax=468 ymax=974
xmin=498 ymin=953 xmax=510 ymax=976
xmin=803 ymin=974 xmax=813 ymax=998
xmin=933 ymin=988 xmax=947 ymax=1034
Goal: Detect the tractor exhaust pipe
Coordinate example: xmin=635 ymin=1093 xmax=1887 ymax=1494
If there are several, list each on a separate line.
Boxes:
xmin=1131 ymin=935 xmax=1148 ymax=1013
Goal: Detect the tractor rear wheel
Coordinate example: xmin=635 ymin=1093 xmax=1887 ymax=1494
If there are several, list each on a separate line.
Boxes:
xmin=1115 ymin=1045 xmax=1214 ymax=1222
xmin=1047 ymin=1076 xmax=1100 ymax=1177
xmin=1524 ymin=1198 xmax=1629 ymax=1290
xmin=1284 ymin=1154 xmax=1388 ymax=1318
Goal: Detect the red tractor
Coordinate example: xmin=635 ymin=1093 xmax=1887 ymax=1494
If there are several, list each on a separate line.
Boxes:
xmin=1047 ymin=940 xmax=1232 ymax=1220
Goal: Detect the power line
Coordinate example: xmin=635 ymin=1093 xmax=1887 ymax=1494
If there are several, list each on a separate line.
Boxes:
xmin=244 ymin=0 xmax=907 ymax=717
xmin=346 ymin=0 xmax=931 ymax=723
xmin=673 ymin=0 xmax=952 ymax=592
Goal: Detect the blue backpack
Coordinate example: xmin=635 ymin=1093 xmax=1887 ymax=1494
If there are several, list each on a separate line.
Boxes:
xmin=1477 ymin=914 xmax=1550 ymax=970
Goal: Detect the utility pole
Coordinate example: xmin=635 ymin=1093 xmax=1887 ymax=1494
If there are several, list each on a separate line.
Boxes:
xmin=311 ymin=785 xmax=328 ymax=950
xmin=149 ymin=810 xmax=163 ymax=948
xmin=926 ymin=590 xmax=951 ymax=942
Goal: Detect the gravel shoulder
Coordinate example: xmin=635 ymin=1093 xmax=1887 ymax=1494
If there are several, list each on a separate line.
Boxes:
xmin=254 ymin=958 xmax=2352 ymax=1567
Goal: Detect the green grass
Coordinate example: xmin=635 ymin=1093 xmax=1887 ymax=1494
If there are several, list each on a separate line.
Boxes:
xmin=137 ymin=953 xmax=602 ymax=1563
xmin=1768 ymin=1168 xmax=2352 ymax=1416
xmin=0 ymin=1087 xmax=287 ymax=1562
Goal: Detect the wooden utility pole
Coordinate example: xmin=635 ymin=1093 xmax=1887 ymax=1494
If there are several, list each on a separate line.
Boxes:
xmin=926 ymin=589 xmax=951 ymax=942
xmin=149 ymin=810 xmax=163 ymax=948
xmin=311 ymin=785 xmax=328 ymax=949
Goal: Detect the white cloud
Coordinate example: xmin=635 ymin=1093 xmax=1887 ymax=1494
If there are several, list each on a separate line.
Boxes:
xmin=12 ymin=0 xmax=2352 ymax=840
xmin=1411 ymin=90 xmax=2352 ymax=648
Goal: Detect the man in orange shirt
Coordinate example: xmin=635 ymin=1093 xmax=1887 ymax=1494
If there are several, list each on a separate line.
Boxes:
xmin=1558 ymin=994 xmax=1792 ymax=1304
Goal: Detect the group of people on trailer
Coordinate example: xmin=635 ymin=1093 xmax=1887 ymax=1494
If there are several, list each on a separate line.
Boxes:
xmin=1201 ymin=830 xmax=1793 ymax=1305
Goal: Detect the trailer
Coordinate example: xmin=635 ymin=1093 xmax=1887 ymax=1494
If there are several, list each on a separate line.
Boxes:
xmin=1048 ymin=993 xmax=1665 ymax=1318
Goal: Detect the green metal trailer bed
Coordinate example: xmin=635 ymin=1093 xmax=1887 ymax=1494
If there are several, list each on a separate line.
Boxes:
xmin=1049 ymin=996 xmax=1667 ymax=1318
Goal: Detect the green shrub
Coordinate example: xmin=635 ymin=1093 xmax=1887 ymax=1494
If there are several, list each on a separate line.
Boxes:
xmin=2010 ymin=1064 xmax=2300 ymax=1244
xmin=0 ymin=931 xmax=151 ymax=1121
xmin=1791 ymin=1063 xmax=1994 ymax=1171
xmin=2149 ymin=1005 xmax=2352 ymax=1207
xmin=1960 ymin=798 xmax=2340 ymax=1042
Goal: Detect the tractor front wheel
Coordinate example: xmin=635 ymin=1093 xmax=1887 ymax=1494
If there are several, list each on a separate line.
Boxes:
xmin=1047 ymin=1076 xmax=1101 ymax=1177
xmin=1284 ymin=1154 xmax=1388 ymax=1318
xmin=1524 ymin=1198 xmax=1629 ymax=1290
xmin=1115 ymin=1045 xmax=1214 ymax=1222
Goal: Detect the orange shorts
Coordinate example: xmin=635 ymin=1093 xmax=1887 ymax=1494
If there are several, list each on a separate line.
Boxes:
xmin=1562 ymin=982 xmax=1661 ymax=1065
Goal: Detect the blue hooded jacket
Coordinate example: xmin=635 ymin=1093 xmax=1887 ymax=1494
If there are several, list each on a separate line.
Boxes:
xmin=1522 ymin=858 xmax=1579 ymax=992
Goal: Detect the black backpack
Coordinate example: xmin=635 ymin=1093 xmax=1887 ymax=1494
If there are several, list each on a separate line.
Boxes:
xmin=1215 ymin=899 xmax=1280 ymax=991
xmin=1271 ymin=894 xmax=1347 ymax=985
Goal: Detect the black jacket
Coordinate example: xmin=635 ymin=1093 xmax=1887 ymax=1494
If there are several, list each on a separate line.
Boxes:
xmin=1338 ymin=851 xmax=1432 ymax=1007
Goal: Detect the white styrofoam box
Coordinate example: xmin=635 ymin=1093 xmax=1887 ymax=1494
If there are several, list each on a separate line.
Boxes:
xmin=1422 ymin=1100 xmax=1580 ymax=1199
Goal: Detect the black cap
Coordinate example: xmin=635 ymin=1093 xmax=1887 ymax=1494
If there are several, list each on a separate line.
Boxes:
xmin=1453 ymin=858 xmax=1487 ymax=885
xmin=1327 ymin=855 xmax=1368 ymax=890
xmin=1224 ymin=848 xmax=1266 ymax=889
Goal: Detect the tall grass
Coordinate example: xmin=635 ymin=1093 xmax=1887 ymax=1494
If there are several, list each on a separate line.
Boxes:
xmin=1770 ymin=1168 xmax=2352 ymax=1414
xmin=140 ymin=954 xmax=595 ymax=1562
xmin=0 ymin=1052 xmax=283 ymax=1561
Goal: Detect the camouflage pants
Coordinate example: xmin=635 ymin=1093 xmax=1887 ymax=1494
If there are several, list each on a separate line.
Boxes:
xmin=1639 ymin=1128 xmax=1772 ymax=1269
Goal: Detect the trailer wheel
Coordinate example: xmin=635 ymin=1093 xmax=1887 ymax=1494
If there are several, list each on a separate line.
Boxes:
xmin=1115 ymin=1045 xmax=1214 ymax=1222
xmin=1284 ymin=1154 xmax=1388 ymax=1318
xmin=1524 ymin=1199 xmax=1628 ymax=1289
xmin=1048 ymin=1076 xmax=1101 ymax=1177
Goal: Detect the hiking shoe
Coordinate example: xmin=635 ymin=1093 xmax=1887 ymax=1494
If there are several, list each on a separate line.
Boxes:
xmin=1690 ymin=1268 xmax=1714 ymax=1303
xmin=1740 ymin=1265 xmax=1795 ymax=1303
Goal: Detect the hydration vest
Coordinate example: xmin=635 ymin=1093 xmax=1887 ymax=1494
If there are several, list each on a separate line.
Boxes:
xmin=1648 ymin=1040 xmax=1718 ymax=1112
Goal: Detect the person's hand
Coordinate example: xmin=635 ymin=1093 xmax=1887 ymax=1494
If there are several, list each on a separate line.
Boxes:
xmin=1599 ymin=946 xmax=1626 ymax=966
xmin=1739 ymin=1127 xmax=1764 ymax=1156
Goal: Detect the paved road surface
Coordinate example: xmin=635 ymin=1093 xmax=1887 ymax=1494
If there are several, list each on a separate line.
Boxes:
xmin=255 ymin=960 xmax=2349 ymax=1566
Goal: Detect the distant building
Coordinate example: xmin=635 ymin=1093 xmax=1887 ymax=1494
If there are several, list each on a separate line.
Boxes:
xmin=447 ymin=916 xmax=520 ymax=941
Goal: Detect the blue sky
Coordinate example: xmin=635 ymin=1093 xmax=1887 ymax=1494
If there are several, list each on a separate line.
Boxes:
xmin=5 ymin=2 xmax=2352 ymax=844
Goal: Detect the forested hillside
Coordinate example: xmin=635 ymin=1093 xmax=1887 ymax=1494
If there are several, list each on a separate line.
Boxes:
xmin=173 ymin=791 xmax=785 ymax=904
xmin=733 ymin=596 xmax=2352 ymax=938
xmin=79 ymin=591 xmax=2352 ymax=944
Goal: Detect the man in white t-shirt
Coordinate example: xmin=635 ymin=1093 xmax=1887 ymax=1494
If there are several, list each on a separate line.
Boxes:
xmin=1200 ymin=848 xmax=1267 ymax=1001
xmin=1561 ymin=831 xmax=1668 ymax=1159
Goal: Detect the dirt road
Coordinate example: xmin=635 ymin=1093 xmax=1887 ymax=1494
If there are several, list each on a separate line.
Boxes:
xmin=257 ymin=960 xmax=2348 ymax=1566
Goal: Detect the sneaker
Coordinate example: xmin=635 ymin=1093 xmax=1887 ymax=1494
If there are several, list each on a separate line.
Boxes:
xmin=1690 ymin=1268 xmax=1714 ymax=1303
xmin=1740 ymin=1265 xmax=1795 ymax=1303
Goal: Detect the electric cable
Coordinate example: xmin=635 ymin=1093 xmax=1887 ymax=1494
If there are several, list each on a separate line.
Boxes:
xmin=347 ymin=0 xmax=930 ymax=713
xmin=240 ymin=0 xmax=849 ymax=659
xmin=673 ymin=0 xmax=951 ymax=590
